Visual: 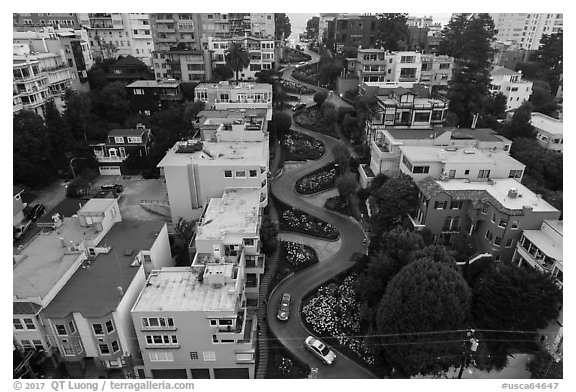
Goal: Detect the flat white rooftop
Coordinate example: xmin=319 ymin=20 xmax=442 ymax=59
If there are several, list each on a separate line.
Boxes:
xmin=195 ymin=81 xmax=272 ymax=92
xmin=13 ymin=217 xmax=100 ymax=301
xmin=438 ymin=178 xmax=558 ymax=213
xmin=157 ymin=140 xmax=268 ymax=168
xmin=522 ymin=229 xmax=563 ymax=262
xmin=196 ymin=188 xmax=261 ymax=241
xmin=78 ymin=198 xmax=116 ymax=215
xmin=531 ymin=112 xmax=563 ymax=135
xmin=401 ymin=146 xmax=524 ymax=167
xmin=132 ymin=267 xmax=237 ymax=312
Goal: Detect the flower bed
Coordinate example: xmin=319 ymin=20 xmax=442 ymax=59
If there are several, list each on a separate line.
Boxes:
xmin=293 ymin=107 xmax=338 ymax=138
xmin=280 ymin=207 xmax=339 ymax=240
xmin=278 ymin=78 xmax=316 ymax=95
xmin=281 ymin=241 xmax=319 ymax=271
xmin=324 ymin=195 xmax=353 ymax=217
xmin=282 ymin=131 xmax=325 ymax=161
xmin=302 ymin=274 xmax=376 ymax=366
xmin=295 ymin=163 xmax=336 ymax=194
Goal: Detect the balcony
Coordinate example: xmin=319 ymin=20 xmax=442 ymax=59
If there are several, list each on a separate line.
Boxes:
xmin=244 ymin=254 xmax=265 ymax=274
xmin=42 ymin=64 xmax=68 ymax=73
xmin=407 ymin=213 xmax=426 ymax=230
xmin=95 ymin=155 xmax=126 ymax=163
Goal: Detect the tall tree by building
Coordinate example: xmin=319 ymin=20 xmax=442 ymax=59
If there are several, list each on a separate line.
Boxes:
xmin=375 ymin=13 xmax=409 ymax=50
xmin=305 ymin=16 xmax=320 ymax=40
xmin=44 ymin=100 xmax=74 ymax=172
xmin=437 ymin=13 xmax=470 ymax=59
xmin=275 ymin=13 xmax=292 ymax=40
xmin=225 ymin=42 xmax=251 ymax=84
xmin=537 ymin=31 xmax=563 ymax=95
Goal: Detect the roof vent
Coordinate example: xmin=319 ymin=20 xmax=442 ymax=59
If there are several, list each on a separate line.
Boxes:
xmin=508 ymin=188 xmax=518 ymax=198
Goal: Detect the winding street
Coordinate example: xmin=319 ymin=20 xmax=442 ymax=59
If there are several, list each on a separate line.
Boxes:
xmin=266 ymin=122 xmax=377 ymax=379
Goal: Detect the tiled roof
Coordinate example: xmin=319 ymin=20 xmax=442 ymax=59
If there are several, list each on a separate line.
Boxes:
xmin=13 ymin=302 xmax=42 ymax=315
xmin=112 ymin=55 xmax=147 ymax=68
xmin=417 ymin=176 xmax=445 ymax=199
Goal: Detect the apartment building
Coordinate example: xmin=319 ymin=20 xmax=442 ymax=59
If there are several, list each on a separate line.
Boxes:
xmin=158 ymin=107 xmax=269 ymax=224
xmin=490 ymin=13 xmax=563 ymax=50
xmin=13 ymin=199 xmax=122 ymax=357
xmin=531 ymin=112 xmax=563 ymax=153
xmin=420 ymin=54 xmax=453 ymax=89
xmin=194 ymin=81 xmax=273 ymax=115
xmin=152 ymin=49 xmax=212 ymax=82
xmin=126 ymin=79 xmax=184 ymax=114
xmin=490 ymin=66 xmax=533 ymax=111
xmin=131 ymin=265 xmax=257 ymax=379
xmin=360 ymin=127 xmax=512 ymax=187
xmin=13 ymin=13 xmax=80 ymax=30
xmin=318 ymin=13 xmax=339 ymax=44
xmin=411 ymin=177 xmax=560 ymax=262
xmin=41 ymin=218 xmax=172 ymax=376
xmin=13 ymin=44 xmax=73 ymax=117
xmin=77 ymin=13 xmax=154 ymax=65
xmin=326 ymin=14 xmax=378 ymax=54
xmin=356 ymin=49 xmax=386 ymax=82
xmin=91 ymin=124 xmax=152 ymax=176
xmin=209 ymin=36 xmax=277 ymax=80
xmin=13 ymin=28 xmax=94 ymax=92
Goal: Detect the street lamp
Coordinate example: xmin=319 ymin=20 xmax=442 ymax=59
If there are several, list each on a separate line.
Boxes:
xmin=69 ymin=157 xmax=86 ymax=179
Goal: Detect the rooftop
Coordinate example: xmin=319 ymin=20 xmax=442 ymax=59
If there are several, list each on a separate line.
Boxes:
xmin=197 ymin=108 xmax=268 ymax=121
xmin=13 ymin=217 xmax=101 ymax=302
xmin=386 ymin=127 xmax=507 ymax=143
xmin=531 ymin=112 xmax=563 ymax=135
xmin=36 ymin=199 xmax=88 ymax=226
xmin=43 ymin=220 xmax=166 ymax=319
xmin=127 ymin=80 xmax=180 ymax=88
xmin=400 ymin=146 xmax=524 ymax=167
xmin=157 ymin=139 xmax=268 ymax=168
xmin=132 ymin=267 xmax=238 ymax=313
xmin=432 ymin=178 xmax=558 ymax=213
xmin=107 ymin=128 xmax=148 ymax=138
xmin=13 ymin=186 xmax=24 ymax=197
xmin=196 ymin=188 xmax=261 ymax=241
xmin=522 ymin=226 xmax=563 ymax=262
xmin=195 ymin=81 xmax=272 ymax=92
xmin=78 ymin=198 xmax=117 ymax=215
xmin=491 ymin=66 xmax=520 ymax=76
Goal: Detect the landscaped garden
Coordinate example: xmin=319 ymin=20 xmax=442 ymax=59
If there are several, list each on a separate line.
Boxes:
xmin=295 ymin=163 xmax=336 ymax=194
xmin=282 ymin=131 xmax=325 ymax=161
xmin=293 ymin=106 xmax=339 ymax=138
xmin=267 ymin=333 xmax=311 ymax=378
xmin=280 ymin=47 xmax=312 ymax=64
xmin=302 ymin=273 xmax=379 ymax=368
xmin=324 ymin=195 xmax=353 ymax=217
xmin=281 ymin=241 xmax=319 ymax=272
xmin=278 ymin=78 xmax=316 ymax=95
xmin=280 ymin=208 xmax=339 ymax=240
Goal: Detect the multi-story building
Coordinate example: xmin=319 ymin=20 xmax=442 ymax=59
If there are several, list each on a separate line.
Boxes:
xmin=152 ymin=49 xmax=212 ymax=82
xmin=490 ymin=66 xmax=533 ymax=111
xmin=13 ymin=28 xmax=94 ymax=92
xmin=77 ymin=13 xmax=154 ymax=65
xmin=126 ymin=79 xmax=184 ymax=115
xmin=327 ymin=14 xmax=377 ymax=54
xmin=13 ymin=44 xmax=73 ymax=117
xmin=194 ymin=81 xmax=273 ymax=115
xmin=360 ymin=127 xmax=512 ymax=187
xmin=512 ymin=220 xmax=562 ymax=287
xmin=13 ymin=186 xmax=26 ymax=227
xmin=531 ymin=112 xmax=563 ymax=153
xmin=411 ymin=177 xmax=561 ymax=261
xmin=13 ymin=199 xmax=122 ymax=359
xmin=41 ymin=218 xmax=172 ymax=376
xmin=158 ymin=107 xmax=269 ymax=223
xmin=91 ymin=124 xmax=152 ymax=176
xmin=209 ymin=36 xmax=277 ymax=80
xmin=13 ymin=13 xmax=80 ymax=30
xmin=356 ymin=49 xmax=386 ymax=83
xmin=420 ymin=54 xmax=454 ymax=89
xmin=318 ymin=13 xmax=339 ymax=44
xmin=490 ymin=13 xmax=563 ymax=50
xmin=107 ymin=55 xmax=153 ymax=84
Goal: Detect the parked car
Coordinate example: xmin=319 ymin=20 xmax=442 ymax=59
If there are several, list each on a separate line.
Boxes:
xmin=304 ymin=336 xmax=336 ymax=365
xmin=277 ymin=293 xmax=292 ymax=321
xmin=292 ymin=103 xmax=307 ymax=111
xmin=13 ymin=220 xmax=32 ymax=241
xmin=28 ymin=204 xmax=46 ymax=222
xmin=101 ymin=183 xmax=124 ymax=193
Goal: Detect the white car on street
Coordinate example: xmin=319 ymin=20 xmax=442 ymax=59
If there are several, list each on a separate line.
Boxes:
xmin=304 ymin=336 xmax=336 ymax=365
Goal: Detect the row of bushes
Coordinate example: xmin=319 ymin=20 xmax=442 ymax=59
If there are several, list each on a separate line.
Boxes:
xmin=295 ymin=163 xmax=336 ymax=194
xmin=281 ymin=241 xmax=319 ymax=272
xmin=283 ymin=131 xmax=325 ymax=161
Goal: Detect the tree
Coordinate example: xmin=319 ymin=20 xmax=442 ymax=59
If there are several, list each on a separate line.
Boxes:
xmin=173 ymin=218 xmax=195 ymax=266
xmin=500 ymin=101 xmax=535 ymax=140
xmin=259 ymin=215 xmax=278 ymax=255
xmin=375 ymin=14 xmax=409 ymax=51
xmin=44 ymin=100 xmax=74 ymax=171
xmin=305 ymin=16 xmax=320 ymax=40
xmin=182 ymin=101 xmax=205 ymax=130
xmin=274 ymin=13 xmax=292 ymax=41
xmin=331 ymin=141 xmax=351 ymax=174
xmin=472 ymin=263 xmax=562 ymax=332
xmin=437 ymin=13 xmax=470 ymax=59
xmin=376 ymin=258 xmax=471 ymax=376
xmin=225 ymin=43 xmax=250 ymax=84
xmin=270 ymin=111 xmax=292 ymax=141
xmin=94 ymin=81 xmax=131 ymax=124
xmin=529 ymin=82 xmax=559 ymax=117
xmin=179 ymin=82 xmax=198 ymax=101
xmin=335 ymin=170 xmax=357 ymax=206
xmin=212 ymin=64 xmax=234 ymax=82
xmin=510 ymin=137 xmax=562 ymax=192
xmin=369 ymin=174 xmax=419 ymax=238
xmin=537 ymin=31 xmax=563 ymax=95
xmin=341 ymin=113 xmax=362 ymax=144
xmin=313 ymin=91 xmax=328 ymax=106
xmin=527 ymin=351 xmax=563 ymax=379
xmin=13 ymin=111 xmax=57 ymax=187
xmin=64 ymin=91 xmax=93 ymax=145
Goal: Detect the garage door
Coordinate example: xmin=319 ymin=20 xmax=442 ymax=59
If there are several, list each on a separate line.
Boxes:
xmin=151 ymin=369 xmax=187 ymax=379
xmin=213 ymin=367 xmax=250 ymax=379
xmin=99 ymin=166 xmax=121 ymax=176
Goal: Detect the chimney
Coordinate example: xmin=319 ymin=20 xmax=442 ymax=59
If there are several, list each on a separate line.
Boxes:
xmin=508 ymin=188 xmax=518 ymax=198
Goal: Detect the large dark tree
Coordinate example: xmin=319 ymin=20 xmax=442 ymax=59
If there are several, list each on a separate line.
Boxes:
xmin=14 ymin=111 xmax=57 ymax=187
xmin=537 ymin=31 xmax=563 ymax=95
xmin=529 ymin=81 xmax=559 ymax=117
xmin=376 ymin=258 xmax=471 ymax=377
xmin=274 ymin=13 xmax=292 ymax=41
xmin=44 ymin=100 xmax=74 ymax=171
xmin=335 ymin=169 xmax=357 ymax=206
xmin=500 ymin=101 xmax=535 ymax=140
xmin=305 ymin=16 xmax=320 ymax=40
xmin=64 ymin=91 xmax=93 ymax=145
xmin=331 ymin=141 xmax=351 ymax=174
xmin=445 ymin=14 xmax=497 ymax=127
xmin=437 ymin=14 xmax=470 ymax=59
xmin=212 ymin=64 xmax=234 ymax=82
xmin=510 ymin=137 xmax=563 ymax=192
xmin=225 ymin=43 xmax=250 ymax=84
xmin=375 ymin=13 xmax=409 ymax=51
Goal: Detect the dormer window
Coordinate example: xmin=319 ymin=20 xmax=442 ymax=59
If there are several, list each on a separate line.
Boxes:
xmin=114 ymin=136 xmax=124 ymax=143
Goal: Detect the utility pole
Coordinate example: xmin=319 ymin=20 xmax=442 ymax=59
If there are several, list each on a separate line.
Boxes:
xmin=457 ymin=329 xmax=479 ymax=379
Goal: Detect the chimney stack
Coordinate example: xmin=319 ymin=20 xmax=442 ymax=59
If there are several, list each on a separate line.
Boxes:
xmin=508 ymin=188 xmax=518 ymax=198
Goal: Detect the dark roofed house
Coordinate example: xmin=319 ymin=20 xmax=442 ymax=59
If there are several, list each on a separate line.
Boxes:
xmin=41 ymin=220 xmax=172 ymax=374
xmin=91 ymin=124 xmax=152 ymax=176
xmin=107 ymin=55 xmax=153 ymax=84
xmin=126 ymin=79 xmax=184 ymax=115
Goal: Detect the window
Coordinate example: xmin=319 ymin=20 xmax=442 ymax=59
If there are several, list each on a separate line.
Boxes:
xmin=21 ymin=340 xmax=33 ymax=349
xmin=224 ymin=170 xmax=232 ymax=178
xmin=400 ymin=68 xmax=417 ymax=79
xmin=145 ymin=334 xmax=178 ymax=346
xmin=190 ymin=351 xmax=199 ymax=360
xmin=133 ymin=88 xmax=144 ymax=95
xmin=485 ymin=230 xmax=493 ymax=242
xmin=249 ymin=169 xmax=258 ymax=177
xmin=509 ymin=170 xmax=523 ymax=179
xmin=92 ymin=323 xmax=104 ymax=336
xmin=439 ymin=63 xmax=450 ymax=69
xmin=244 ymin=238 xmax=255 ymax=246
xmin=401 ymin=55 xmax=415 ymax=63
xmin=149 ymin=351 xmax=174 ymax=362
xmin=434 ymin=201 xmax=447 ymax=210
xmin=510 ymin=220 xmax=519 ymax=230
xmin=450 ymin=200 xmax=463 ymax=210
xmin=14 ymin=319 xmax=24 ymax=330
xmin=235 ymin=170 xmax=246 ymax=178
xmin=67 ymin=321 xmax=76 ymax=334
xmin=55 ymin=324 xmax=67 ymax=336
xmin=412 ymin=166 xmax=430 ymax=174
xmin=105 ymin=320 xmax=115 ymax=334
xmin=74 ymin=341 xmax=83 ymax=354
xmin=478 ymin=170 xmax=491 ymax=179
xmin=498 ymin=218 xmax=508 ymax=229
xmin=505 ymin=238 xmax=513 ymax=247
xmin=212 ymin=335 xmax=218 ymax=343
xmin=114 ymin=136 xmax=124 ymax=143
xmin=449 ymin=170 xmax=456 ymax=179
xmin=494 ymin=236 xmax=502 ymax=246
xmin=62 ymin=344 xmax=74 ymax=356
xmin=209 ymin=319 xmax=217 ymax=327
xmin=98 ymin=343 xmax=110 ymax=355
xmin=111 ymin=341 xmax=120 ymax=353
xmin=203 ymin=351 xmax=216 ymax=361
xmin=414 ymin=112 xmax=430 ymax=123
